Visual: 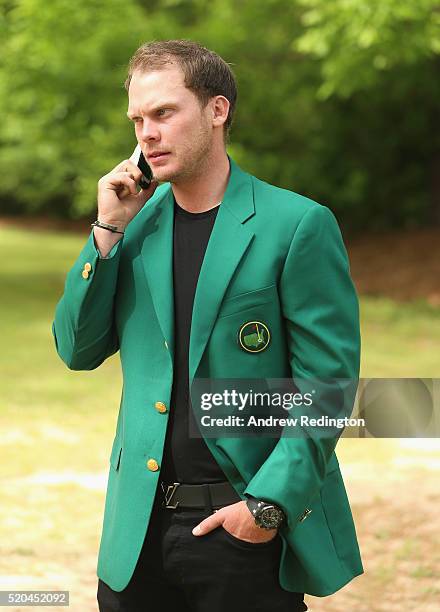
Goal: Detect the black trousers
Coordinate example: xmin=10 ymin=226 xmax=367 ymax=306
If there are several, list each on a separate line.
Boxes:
xmin=97 ymin=489 xmax=308 ymax=612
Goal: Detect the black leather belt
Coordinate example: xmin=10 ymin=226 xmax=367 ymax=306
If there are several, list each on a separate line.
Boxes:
xmin=160 ymin=480 xmax=241 ymax=512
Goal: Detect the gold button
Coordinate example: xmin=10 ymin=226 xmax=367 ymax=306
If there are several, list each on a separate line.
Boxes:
xmin=84 ymin=262 xmax=92 ymax=272
xmin=146 ymin=458 xmax=159 ymax=471
xmin=155 ymin=401 xmax=167 ymax=413
xmin=82 ymin=270 xmax=89 ymax=279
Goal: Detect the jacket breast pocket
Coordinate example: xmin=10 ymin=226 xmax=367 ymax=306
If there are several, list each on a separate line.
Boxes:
xmin=219 ymin=284 xmax=278 ymax=319
xmin=206 ymin=283 xmax=289 ymax=379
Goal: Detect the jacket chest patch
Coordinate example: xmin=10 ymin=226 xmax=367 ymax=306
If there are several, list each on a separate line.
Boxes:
xmin=237 ymin=321 xmax=271 ymax=353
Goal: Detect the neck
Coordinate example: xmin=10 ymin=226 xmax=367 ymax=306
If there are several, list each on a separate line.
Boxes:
xmin=171 ymin=147 xmax=230 ymax=213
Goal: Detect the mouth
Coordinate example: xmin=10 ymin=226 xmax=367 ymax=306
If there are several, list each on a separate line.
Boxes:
xmin=147 ymin=152 xmax=170 ymax=162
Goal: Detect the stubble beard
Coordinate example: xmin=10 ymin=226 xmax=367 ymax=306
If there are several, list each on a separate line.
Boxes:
xmin=154 ymin=121 xmax=213 ymax=185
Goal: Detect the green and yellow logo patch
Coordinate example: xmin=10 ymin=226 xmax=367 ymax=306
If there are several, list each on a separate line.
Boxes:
xmin=237 ymin=321 xmax=271 ymax=353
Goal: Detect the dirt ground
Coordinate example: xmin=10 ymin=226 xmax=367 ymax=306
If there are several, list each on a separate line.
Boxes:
xmin=1 ymin=440 xmax=439 ymax=612
xmin=346 ymin=228 xmax=440 ymax=306
xmin=307 ymin=440 xmax=440 ymax=611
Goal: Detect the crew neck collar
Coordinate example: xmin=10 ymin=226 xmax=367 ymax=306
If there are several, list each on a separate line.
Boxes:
xmin=173 ymin=197 xmax=221 ymax=218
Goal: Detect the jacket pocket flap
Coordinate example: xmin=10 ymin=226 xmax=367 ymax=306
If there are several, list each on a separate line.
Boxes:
xmin=219 ymin=284 xmax=277 ymax=318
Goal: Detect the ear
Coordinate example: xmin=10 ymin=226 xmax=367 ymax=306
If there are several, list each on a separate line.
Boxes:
xmin=211 ymin=95 xmax=230 ymax=129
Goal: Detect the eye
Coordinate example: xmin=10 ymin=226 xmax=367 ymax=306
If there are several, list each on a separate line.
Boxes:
xmin=157 ymin=108 xmax=170 ymax=117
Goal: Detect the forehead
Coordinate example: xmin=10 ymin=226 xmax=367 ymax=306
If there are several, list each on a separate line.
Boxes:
xmin=127 ymin=65 xmax=194 ymax=112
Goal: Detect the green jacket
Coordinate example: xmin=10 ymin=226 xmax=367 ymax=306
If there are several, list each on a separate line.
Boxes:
xmin=53 ymin=155 xmax=363 ymax=596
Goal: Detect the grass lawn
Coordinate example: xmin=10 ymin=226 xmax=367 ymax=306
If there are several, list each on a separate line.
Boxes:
xmin=1 ymin=225 xmax=439 ymax=611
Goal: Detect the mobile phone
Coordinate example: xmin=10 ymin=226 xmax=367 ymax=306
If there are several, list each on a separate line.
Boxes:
xmin=129 ymin=144 xmax=153 ymax=189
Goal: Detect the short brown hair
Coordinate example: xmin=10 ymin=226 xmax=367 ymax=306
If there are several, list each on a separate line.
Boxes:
xmin=124 ymin=39 xmax=237 ymax=141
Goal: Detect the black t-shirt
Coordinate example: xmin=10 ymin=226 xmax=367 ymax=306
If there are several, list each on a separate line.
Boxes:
xmin=159 ymin=197 xmax=227 ymax=484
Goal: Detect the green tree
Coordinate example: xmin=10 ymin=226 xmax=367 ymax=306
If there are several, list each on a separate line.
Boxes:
xmin=0 ymin=0 xmax=438 ymax=230
xmin=294 ymin=0 xmax=440 ymax=225
xmin=0 ymin=0 xmax=154 ymax=216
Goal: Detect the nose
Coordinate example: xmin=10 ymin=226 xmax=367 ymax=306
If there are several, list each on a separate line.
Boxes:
xmin=137 ymin=119 xmax=160 ymax=143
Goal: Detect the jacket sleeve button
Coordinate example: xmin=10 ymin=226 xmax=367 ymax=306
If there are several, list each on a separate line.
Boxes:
xmin=154 ymin=401 xmax=167 ymax=413
xmin=146 ymin=458 xmax=159 ymax=471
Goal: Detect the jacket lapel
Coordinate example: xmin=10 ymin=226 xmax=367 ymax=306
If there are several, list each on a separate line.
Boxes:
xmin=189 ymin=156 xmax=255 ymax=382
xmin=139 ymin=186 xmax=175 ymax=356
xmin=138 ymin=156 xmax=256 ymax=379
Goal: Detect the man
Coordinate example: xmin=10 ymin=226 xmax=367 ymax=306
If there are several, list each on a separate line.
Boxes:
xmin=53 ymin=39 xmax=363 ymax=611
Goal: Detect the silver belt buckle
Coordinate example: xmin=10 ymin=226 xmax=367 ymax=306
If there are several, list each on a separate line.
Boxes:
xmin=161 ymin=482 xmax=181 ymax=509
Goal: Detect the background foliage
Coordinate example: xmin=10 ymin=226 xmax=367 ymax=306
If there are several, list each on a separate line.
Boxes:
xmin=0 ymin=0 xmax=439 ymax=231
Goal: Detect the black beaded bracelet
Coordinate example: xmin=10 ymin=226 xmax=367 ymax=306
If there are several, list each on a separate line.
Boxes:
xmin=91 ymin=220 xmax=125 ymax=235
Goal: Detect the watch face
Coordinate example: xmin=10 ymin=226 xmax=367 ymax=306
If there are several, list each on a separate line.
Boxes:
xmin=260 ymin=506 xmax=283 ymax=529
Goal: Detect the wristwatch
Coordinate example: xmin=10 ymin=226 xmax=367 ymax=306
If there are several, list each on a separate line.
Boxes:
xmin=246 ymin=496 xmax=286 ymax=530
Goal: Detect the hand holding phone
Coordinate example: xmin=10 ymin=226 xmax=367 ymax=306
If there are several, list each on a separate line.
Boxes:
xmin=96 ymin=145 xmax=158 ymax=232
